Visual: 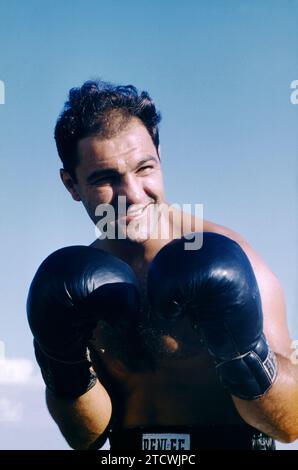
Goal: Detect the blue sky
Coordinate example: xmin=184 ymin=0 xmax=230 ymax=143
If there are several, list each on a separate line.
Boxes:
xmin=0 ymin=0 xmax=297 ymax=449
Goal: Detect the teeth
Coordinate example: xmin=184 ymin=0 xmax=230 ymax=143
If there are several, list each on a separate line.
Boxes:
xmin=127 ymin=205 xmax=146 ymax=216
xmin=128 ymin=211 xmax=143 ymax=217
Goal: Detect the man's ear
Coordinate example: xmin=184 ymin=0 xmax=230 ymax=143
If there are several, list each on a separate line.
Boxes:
xmin=60 ymin=169 xmax=81 ymax=202
xmin=158 ymin=144 xmax=161 ymax=161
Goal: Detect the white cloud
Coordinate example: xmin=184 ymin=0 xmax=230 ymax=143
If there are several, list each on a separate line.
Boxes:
xmin=0 ymin=357 xmax=42 ymax=386
xmin=0 ymin=356 xmax=43 ymax=425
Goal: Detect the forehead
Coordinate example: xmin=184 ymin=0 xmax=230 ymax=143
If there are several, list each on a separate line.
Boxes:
xmin=76 ymin=120 xmax=156 ymax=171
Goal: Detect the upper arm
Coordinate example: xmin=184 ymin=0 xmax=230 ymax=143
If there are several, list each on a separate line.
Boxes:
xmin=241 ymin=247 xmax=292 ymax=358
xmin=203 ymin=221 xmax=293 ymax=359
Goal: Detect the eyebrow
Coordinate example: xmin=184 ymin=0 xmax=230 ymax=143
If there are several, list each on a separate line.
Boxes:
xmin=86 ymin=155 xmax=158 ymax=183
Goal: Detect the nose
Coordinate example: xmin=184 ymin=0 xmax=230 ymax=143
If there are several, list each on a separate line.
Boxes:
xmin=116 ymin=173 xmax=147 ymax=207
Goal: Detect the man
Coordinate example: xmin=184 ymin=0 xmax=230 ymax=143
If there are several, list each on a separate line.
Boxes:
xmin=27 ymin=80 xmax=298 ymax=450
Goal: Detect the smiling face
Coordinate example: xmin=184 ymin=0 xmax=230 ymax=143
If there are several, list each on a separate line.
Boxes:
xmin=61 ymin=118 xmax=166 ymax=243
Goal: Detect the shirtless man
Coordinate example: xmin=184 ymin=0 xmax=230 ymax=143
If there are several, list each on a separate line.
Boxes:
xmin=27 ymin=80 xmax=298 ymax=450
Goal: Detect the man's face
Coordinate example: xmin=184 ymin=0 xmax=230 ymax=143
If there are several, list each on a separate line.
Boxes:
xmin=61 ymin=118 xmax=165 ymax=242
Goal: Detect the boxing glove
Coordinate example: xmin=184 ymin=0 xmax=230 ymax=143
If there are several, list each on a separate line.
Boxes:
xmin=147 ymin=232 xmax=277 ymax=400
xmin=27 ymin=246 xmax=141 ymax=399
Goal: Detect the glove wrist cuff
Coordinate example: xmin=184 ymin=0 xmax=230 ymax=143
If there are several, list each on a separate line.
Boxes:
xmin=216 ymin=341 xmax=278 ymax=400
xmin=34 ymin=339 xmax=97 ymax=399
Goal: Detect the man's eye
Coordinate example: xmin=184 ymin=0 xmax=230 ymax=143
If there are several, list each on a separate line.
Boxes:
xmin=138 ymin=165 xmax=154 ymax=173
xmin=92 ymin=176 xmax=117 ymax=185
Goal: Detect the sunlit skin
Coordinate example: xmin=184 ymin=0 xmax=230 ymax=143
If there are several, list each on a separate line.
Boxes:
xmin=59 ymin=117 xmax=298 ymax=441
xmin=61 ymin=118 xmax=175 ymax=263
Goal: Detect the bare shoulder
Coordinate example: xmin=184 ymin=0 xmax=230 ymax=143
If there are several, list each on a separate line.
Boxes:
xmin=203 ymin=219 xmax=293 ymax=357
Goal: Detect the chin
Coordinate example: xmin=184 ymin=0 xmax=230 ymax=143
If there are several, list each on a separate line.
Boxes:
xmin=125 ymin=226 xmax=154 ymax=244
xmin=118 ymin=205 xmax=159 ymax=242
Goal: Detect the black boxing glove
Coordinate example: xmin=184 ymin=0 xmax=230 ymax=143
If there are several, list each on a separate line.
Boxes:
xmin=147 ymin=232 xmax=277 ymax=400
xmin=27 ymin=246 xmax=141 ymax=399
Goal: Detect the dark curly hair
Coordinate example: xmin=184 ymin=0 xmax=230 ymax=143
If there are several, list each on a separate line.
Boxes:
xmin=54 ymin=80 xmax=162 ymax=180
